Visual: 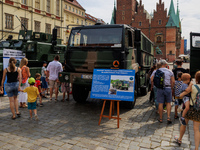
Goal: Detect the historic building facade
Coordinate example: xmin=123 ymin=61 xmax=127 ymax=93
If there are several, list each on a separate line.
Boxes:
xmin=116 ymin=0 xmax=182 ymax=62
xmin=0 ymin=0 xmax=100 ymax=44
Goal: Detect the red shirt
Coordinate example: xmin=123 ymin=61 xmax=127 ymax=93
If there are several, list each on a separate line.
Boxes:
xmin=34 ymin=80 xmax=41 ymax=93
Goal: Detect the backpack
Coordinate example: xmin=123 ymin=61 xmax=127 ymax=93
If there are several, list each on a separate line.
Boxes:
xmin=192 ymin=85 xmax=200 ymax=111
xmin=153 ymin=69 xmax=165 ymax=89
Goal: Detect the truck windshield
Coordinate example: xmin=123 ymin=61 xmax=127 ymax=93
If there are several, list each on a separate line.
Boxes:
xmin=192 ymin=35 xmax=200 ymax=48
xmin=0 ymin=40 xmax=22 ymax=48
xmin=69 ymin=28 xmax=122 ymax=47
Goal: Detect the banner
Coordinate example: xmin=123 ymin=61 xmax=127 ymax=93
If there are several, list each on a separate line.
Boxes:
xmin=3 ymin=49 xmax=25 ymax=95
xmin=90 ymin=69 xmax=135 ymax=102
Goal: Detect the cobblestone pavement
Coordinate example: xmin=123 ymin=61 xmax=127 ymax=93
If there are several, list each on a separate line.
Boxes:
xmin=0 ymin=92 xmax=196 ymax=150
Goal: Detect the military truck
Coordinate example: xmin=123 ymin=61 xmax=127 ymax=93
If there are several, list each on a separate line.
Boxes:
xmin=0 ymin=29 xmax=66 ymax=79
xmin=190 ymin=32 xmax=200 ymax=77
xmin=112 ymin=80 xmax=129 ymax=90
xmin=59 ymin=24 xmax=154 ymax=108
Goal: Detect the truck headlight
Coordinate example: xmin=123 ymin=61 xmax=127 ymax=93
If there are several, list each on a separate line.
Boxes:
xmin=65 ymin=75 xmax=69 ymax=81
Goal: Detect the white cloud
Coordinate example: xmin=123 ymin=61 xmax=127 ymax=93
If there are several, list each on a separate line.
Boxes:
xmin=79 ymin=0 xmax=200 ymax=49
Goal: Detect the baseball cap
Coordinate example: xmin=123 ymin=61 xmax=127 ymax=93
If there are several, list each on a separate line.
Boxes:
xmin=28 ymin=77 xmax=35 ymax=84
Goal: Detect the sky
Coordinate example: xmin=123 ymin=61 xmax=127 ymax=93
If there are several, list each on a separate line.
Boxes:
xmin=79 ymin=0 xmax=200 ymax=49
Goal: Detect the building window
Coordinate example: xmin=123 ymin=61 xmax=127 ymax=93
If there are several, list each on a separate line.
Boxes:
xmin=35 ymin=0 xmax=40 ymax=9
xmin=77 ymin=18 xmax=79 ymax=24
xmin=122 ymin=16 xmax=125 ymax=20
xmin=139 ymin=22 xmax=142 ymax=26
xmin=5 ymin=14 xmax=13 ymax=29
xmin=65 ymin=4 xmax=67 ymax=9
xmin=157 ymin=36 xmax=162 ymax=43
xmin=79 ymin=10 xmax=81 ymax=15
xmin=55 ymin=26 xmax=60 ymax=37
xmin=35 ymin=21 xmax=40 ymax=32
xmin=69 ymin=6 xmax=71 ymax=11
xmin=21 ymin=17 xmax=28 ymax=30
xmin=71 ymin=17 xmax=74 ymax=23
xmin=66 ymin=15 xmax=69 ymax=21
xmin=81 ymin=20 xmax=83 ymax=25
xmin=47 ymin=0 xmax=50 ymax=13
xmin=72 ymin=8 xmax=74 ymax=12
xmin=158 ymin=19 xmax=162 ymax=25
xmin=122 ymin=11 xmax=125 ymax=15
xmin=22 ymin=0 xmax=27 ymax=5
xmin=85 ymin=22 xmax=87 ymax=25
xmin=169 ymin=51 xmax=172 ymax=54
xmin=76 ymin=9 xmax=78 ymax=13
xmin=45 ymin=23 xmax=51 ymax=34
xmin=56 ymin=0 xmax=59 ymax=16
xmin=82 ymin=12 xmax=84 ymax=16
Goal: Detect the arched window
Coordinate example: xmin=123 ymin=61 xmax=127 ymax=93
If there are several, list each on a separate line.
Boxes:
xmin=157 ymin=36 xmax=161 ymax=43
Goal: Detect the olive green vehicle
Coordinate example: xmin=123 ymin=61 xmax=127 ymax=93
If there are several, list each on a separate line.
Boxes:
xmin=190 ymin=32 xmax=200 ymax=77
xmin=59 ymin=24 xmax=154 ymax=108
xmin=112 ymin=80 xmax=129 ymax=90
xmin=0 ymin=30 xmax=66 ymax=80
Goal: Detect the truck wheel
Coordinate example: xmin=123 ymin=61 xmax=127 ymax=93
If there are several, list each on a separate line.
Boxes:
xmin=124 ymin=91 xmax=137 ymax=109
xmin=72 ymin=85 xmax=89 ymax=103
xmin=140 ymin=86 xmax=148 ymax=96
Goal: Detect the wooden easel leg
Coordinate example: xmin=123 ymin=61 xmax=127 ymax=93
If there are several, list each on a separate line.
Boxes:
xmin=109 ymin=101 xmax=113 ymax=119
xmin=117 ymin=101 xmax=120 ymax=128
xmin=98 ymin=100 xmax=106 ymax=125
xmin=112 ymin=101 xmax=114 ymax=115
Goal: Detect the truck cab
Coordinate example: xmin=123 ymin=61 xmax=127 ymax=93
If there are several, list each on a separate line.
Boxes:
xmin=59 ymin=24 xmax=154 ymax=108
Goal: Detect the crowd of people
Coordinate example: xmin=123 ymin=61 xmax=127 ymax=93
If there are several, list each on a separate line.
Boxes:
xmin=1 ymin=56 xmax=200 ymax=149
xmin=0 ymin=55 xmax=69 ymax=121
xmin=149 ymin=59 xmax=200 ymax=150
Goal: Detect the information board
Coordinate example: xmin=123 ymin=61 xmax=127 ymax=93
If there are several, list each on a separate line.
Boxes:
xmin=90 ymin=69 xmax=135 ymax=102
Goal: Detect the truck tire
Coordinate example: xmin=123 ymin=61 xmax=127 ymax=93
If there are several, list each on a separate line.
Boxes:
xmin=72 ymin=85 xmax=89 ymax=103
xmin=140 ymin=86 xmax=148 ymax=96
xmin=124 ymin=91 xmax=137 ymax=109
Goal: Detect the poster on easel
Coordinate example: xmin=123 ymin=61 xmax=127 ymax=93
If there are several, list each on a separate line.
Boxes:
xmin=3 ymin=49 xmax=25 ymax=95
xmin=90 ymin=69 xmax=135 ymax=102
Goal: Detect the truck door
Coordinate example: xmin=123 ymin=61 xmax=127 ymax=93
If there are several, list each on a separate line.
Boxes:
xmin=125 ymin=29 xmax=137 ymax=70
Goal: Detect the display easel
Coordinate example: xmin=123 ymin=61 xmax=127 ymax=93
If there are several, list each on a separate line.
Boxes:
xmin=98 ymin=99 xmax=121 ymax=128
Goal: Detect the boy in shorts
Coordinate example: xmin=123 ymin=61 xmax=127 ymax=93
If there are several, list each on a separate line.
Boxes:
xmin=174 ymin=72 xmax=183 ymax=119
xmin=34 ymin=73 xmax=43 ymax=107
xmin=20 ymin=77 xmax=39 ymax=120
xmin=179 ymin=73 xmax=191 ymax=125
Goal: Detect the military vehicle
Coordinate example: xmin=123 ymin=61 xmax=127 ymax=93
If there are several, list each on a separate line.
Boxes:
xmin=0 ymin=29 xmax=66 ymax=79
xmin=190 ymin=32 xmax=200 ymax=77
xmin=112 ymin=80 xmax=129 ymax=90
xmin=59 ymin=24 xmax=154 ymax=108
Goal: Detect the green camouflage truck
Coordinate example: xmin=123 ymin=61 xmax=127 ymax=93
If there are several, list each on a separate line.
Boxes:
xmin=59 ymin=24 xmax=154 ymax=108
xmin=0 ymin=30 xmax=66 ymax=79
xmin=190 ymin=32 xmax=200 ymax=77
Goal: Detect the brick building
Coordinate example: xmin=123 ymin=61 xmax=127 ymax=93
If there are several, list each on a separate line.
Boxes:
xmin=116 ymin=0 xmax=182 ymax=62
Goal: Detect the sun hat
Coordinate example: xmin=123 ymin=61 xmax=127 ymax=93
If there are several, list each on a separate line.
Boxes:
xmin=28 ymin=77 xmax=35 ymax=84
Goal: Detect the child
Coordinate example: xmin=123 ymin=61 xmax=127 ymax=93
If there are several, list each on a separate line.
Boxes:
xmin=61 ymin=63 xmax=69 ymax=101
xmin=179 ymin=73 xmax=191 ymax=125
xmin=34 ymin=73 xmax=43 ymax=107
xmin=21 ymin=77 xmax=39 ymax=120
xmin=174 ymin=72 xmax=183 ymax=119
xmin=41 ymin=61 xmax=49 ymax=97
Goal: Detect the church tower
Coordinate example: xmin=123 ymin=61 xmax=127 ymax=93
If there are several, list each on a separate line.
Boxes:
xmin=116 ymin=0 xmax=138 ymax=25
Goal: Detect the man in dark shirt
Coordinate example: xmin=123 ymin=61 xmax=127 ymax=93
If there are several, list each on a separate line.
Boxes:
xmin=173 ymin=59 xmax=187 ymax=80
